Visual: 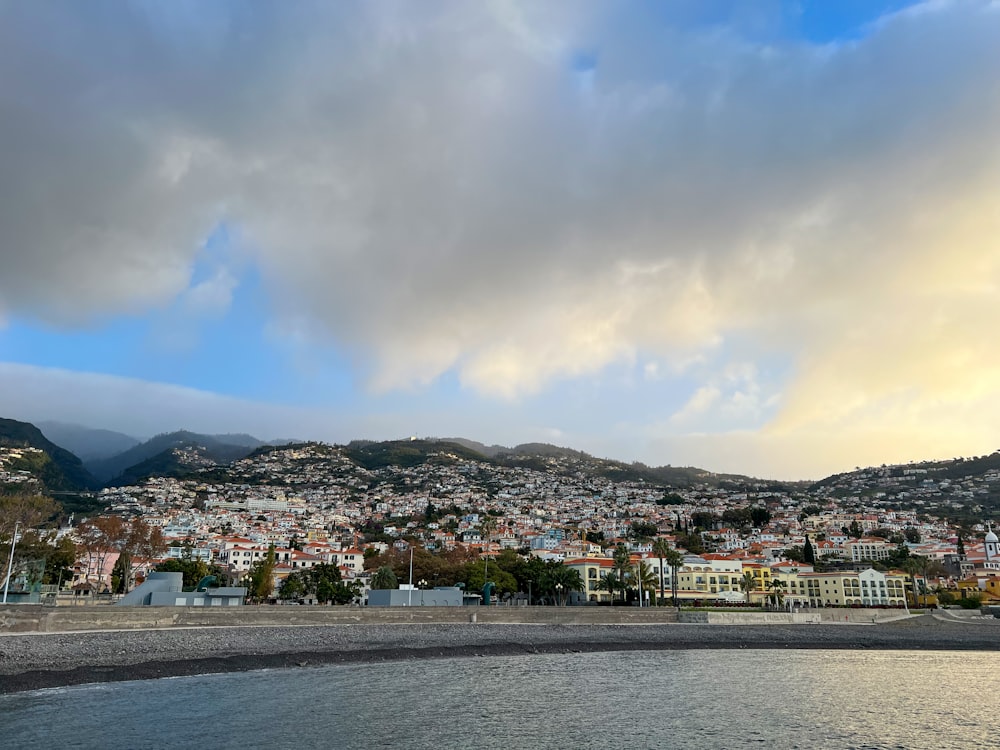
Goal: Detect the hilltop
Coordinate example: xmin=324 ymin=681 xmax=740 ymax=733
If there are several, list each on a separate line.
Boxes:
xmin=0 ymin=417 xmax=98 ymax=491
xmin=88 ymin=430 xmax=265 ymax=484
xmin=36 ymin=421 xmax=141 ymax=463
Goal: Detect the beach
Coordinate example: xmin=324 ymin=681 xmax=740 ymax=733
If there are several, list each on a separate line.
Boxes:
xmin=2 ymin=613 xmax=999 ymax=695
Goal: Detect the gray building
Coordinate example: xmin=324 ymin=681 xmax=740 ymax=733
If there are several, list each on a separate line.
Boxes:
xmin=117 ymin=572 xmax=246 ymax=607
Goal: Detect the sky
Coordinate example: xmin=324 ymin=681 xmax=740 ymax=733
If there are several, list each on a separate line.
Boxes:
xmin=1 ymin=0 xmax=999 ymax=480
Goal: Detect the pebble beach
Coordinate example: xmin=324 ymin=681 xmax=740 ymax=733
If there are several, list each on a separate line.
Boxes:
xmin=2 ymin=614 xmax=999 ymax=695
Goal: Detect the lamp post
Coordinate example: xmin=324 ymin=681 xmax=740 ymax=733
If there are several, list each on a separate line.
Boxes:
xmin=407 ymin=544 xmax=414 ymax=607
xmin=635 ymin=563 xmax=642 ymax=609
xmin=555 ymin=582 xmax=563 ymax=606
xmin=3 ymin=522 xmax=21 ymax=604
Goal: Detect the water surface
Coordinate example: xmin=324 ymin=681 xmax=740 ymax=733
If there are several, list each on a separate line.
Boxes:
xmin=1 ymin=650 xmax=994 ymax=749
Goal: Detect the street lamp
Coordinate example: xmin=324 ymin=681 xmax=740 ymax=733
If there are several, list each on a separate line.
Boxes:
xmin=3 ymin=522 xmax=21 ymax=604
xmin=555 ymin=583 xmax=563 ymax=606
xmin=418 ymin=579 xmax=427 ymax=590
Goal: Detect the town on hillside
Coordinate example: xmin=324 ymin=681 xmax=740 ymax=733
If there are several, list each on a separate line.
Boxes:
xmin=4 ymin=436 xmax=1000 ymax=610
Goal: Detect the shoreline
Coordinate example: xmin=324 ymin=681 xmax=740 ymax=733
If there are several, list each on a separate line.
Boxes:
xmin=3 ymin=617 xmax=999 ymax=695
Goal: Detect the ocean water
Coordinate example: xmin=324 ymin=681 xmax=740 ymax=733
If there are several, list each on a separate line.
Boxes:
xmin=1 ymin=650 xmax=996 ymax=749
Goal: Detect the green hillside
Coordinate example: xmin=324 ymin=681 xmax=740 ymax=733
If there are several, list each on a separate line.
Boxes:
xmin=0 ymin=417 xmax=97 ymax=490
xmin=343 ymin=439 xmax=489 ymax=469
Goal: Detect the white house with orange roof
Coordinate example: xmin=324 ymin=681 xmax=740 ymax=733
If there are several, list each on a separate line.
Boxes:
xmin=330 ymin=548 xmax=365 ymax=573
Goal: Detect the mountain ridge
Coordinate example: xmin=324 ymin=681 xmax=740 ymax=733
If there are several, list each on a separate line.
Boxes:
xmin=0 ymin=417 xmax=98 ymax=490
xmin=37 ymin=421 xmax=141 ymax=463
xmin=86 ymin=430 xmax=264 ymax=483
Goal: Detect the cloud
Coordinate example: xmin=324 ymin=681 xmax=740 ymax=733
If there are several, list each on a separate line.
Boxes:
xmin=0 ymin=362 xmax=591 ymax=453
xmin=0 ymin=362 xmax=314 ymax=440
xmin=1 ymin=1 xmax=1000 ymax=475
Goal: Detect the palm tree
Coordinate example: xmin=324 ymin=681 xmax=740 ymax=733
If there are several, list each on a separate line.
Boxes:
xmin=768 ymin=579 xmax=787 ymax=609
xmin=596 ymin=571 xmax=621 ymax=603
xmin=664 ymin=548 xmax=685 ymax=607
xmin=539 ymin=562 xmax=584 ymax=605
xmin=370 ymin=565 xmax=398 ymax=590
xmin=739 ymin=571 xmax=756 ymax=605
xmin=652 ymin=539 xmax=671 ymax=605
xmin=612 ymin=544 xmax=632 ymax=603
xmin=902 ymin=558 xmax=923 ymax=607
xmin=635 ymin=560 xmax=658 ymax=606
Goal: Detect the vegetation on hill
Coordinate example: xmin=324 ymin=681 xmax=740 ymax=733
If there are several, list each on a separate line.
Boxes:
xmin=343 ymin=439 xmax=489 ymax=469
xmin=106 ymin=448 xmax=202 ymax=487
xmin=87 ymin=430 xmax=260 ymax=484
xmin=0 ymin=417 xmax=97 ymax=490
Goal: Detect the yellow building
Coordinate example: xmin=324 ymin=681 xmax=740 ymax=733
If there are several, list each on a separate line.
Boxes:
xmin=795 ymin=569 xmax=907 ymax=607
xmin=564 ymin=557 xmax=616 ymax=603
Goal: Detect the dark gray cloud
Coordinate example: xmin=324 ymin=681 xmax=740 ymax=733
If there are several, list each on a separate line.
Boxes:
xmin=1 ymin=0 xmax=999 ymax=432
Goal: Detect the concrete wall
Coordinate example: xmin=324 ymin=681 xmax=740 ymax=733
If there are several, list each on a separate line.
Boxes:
xmin=677 ymin=609 xmax=907 ymax=625
xmin=0 ymin=605 xmax=679 ymax=633
xmin=678 ymin=611 xmax=823 ymax=624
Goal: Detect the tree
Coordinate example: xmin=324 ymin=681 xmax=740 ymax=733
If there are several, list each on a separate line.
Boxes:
xmin=739 ymin=571 xmax=756 ymax=605
xmin=749 ymin=506 xmax=772 ymax=527
xmin=279 ymin=571 xmax=307 ymax=600
xmin=783 ymin=545 xmax=806 ymax=563
xmin=768 ymin=579 xmax=786 ymax=609
xmin=538 ymin=561 xmax=583 ymax=605
xmin=75 ymin=516 xmax=126 ymax=593
xmin=675 ymin=530 xmax=705 ymax=554
xmin=664 ymin=547 xmax=684 ymax=607
xmin=612 ymin=544 xmax=632 ymax=604
xmin=690 ymin=512 xmax=718 ymax=530
xmin=722 ymin=508 xmax=752 ymax=530
xmin=635 ymin=560 xmax=658 ymax=605
xmin=461 ymin=560 xmax=517 ymax=597
xmin=652 ymin=539 xmax=671 ymax=604
xmin=248 ymin=544 xmax=276 ymax=602
xmin=803 ymin=535 xmax=816 ymax=565
xmin=371 ymin=565 xmax=398 ymax=590
xmin=43 ymin=534 xmax=77 ymax=587
xmin=630 ymin=521 xmax=658 ymax=540
xmin=904 ymin=527 xmax=921 ymax=544
xmin=320 ymin=578 xmax=360 ymax=605
xmin=119 ymin=518 xmax=167 ymax=592
xmin=0 ymin=492 xmax=59 ymax=541
xmin=156 ymin=558 xmax=205 ymax=588
xmin=596 ymin=572 xmax=621 ymax=602
xmin=956 ymin=533 xmax=966 ymax=557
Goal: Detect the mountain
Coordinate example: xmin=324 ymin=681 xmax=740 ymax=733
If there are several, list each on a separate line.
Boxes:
xmin=206 ymin=433 xmax=269 ymax=450
xmin=343 ymin=438 xmax=489 ymax=470
xmin=108 ymin=445 xmax=229 ymax=487
xmin=438 ymin=438 xmax=510 ymax=457
xmin=37 ymin=421 xmax=141 ymax=463
xmin=344 ymin=437 xmax=759 ymax=489
xmin=87 ymin=430 xmax=264 ymax=484
xmin=0 ymin=417 xmax=98 ymax=490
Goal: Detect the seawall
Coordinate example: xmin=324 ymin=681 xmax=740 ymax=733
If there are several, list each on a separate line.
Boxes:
xmin=0 ymin=604 xmax=680 ymax=633
xmin=677 ymin=609 xmax=909 ymax=625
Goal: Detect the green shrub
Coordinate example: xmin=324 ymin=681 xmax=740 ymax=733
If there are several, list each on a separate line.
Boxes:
xmin=958 ymin=593 xmax=982 ymax=609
